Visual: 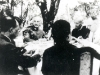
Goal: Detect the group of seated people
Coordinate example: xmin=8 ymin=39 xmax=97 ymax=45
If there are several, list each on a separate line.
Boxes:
xmin=1 ymin=8 xmax=100 ymax=75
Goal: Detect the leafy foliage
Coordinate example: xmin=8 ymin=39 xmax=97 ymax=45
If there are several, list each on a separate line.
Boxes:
xmin=70 ymin=0 xmax=100 ymax=21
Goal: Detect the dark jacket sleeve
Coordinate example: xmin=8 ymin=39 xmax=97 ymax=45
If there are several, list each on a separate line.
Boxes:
xmin=41 ymin=50 xmax=50 ymax=74
xmin=72 ymin=28 xmax=81 ymax=38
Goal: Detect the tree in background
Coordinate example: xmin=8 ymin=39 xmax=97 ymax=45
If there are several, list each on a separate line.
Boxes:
xmin=36 ymin=0 xmax=60 ymax=33
xmin=70 ymin=0 xmax=100 ymax=21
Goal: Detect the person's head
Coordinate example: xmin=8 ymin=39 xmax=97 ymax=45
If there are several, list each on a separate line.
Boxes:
xmin=5 ymin=9 xmax=13 ymax=17
xmin=32 ymin=16 xmax=41 ymax=28
xmin=0 ymin=8 xmax=13 ymax=18
xmin=74 ymin=20 xmax=83 ymax=28
xmin=52 ymin=20 xmax=70 ymax=44
xmin=1 ymin=18 xmax=20 ymax=39
xmin=23 ymin=28 xmax=32 ymax=38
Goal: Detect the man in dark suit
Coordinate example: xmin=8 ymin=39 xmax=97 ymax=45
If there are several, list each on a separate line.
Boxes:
xmin=72 ymin=21 xmax=90 ymax=39
xmin=41 ymin=20 xmax=100 ymax=75
xmin=0 ymin=9 xmax=41 ymax=75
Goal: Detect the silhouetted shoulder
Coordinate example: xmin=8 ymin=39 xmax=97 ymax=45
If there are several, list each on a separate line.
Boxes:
xmin=43 ymin=43 xmax=77 ymax=56
xmin=43 ymin=46 xmax=55 ymax=55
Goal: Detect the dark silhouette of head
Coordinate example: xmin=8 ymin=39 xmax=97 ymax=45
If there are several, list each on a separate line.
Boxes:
xmin=0 ymin=8 xmax=16 ymax=32
xmin=1 ymin=18 xmax=16 ymax=32
xmin=0 ymin=11 xmax=20 ymax=39
xmin=52 ymin=20 xmax=70 ymax=44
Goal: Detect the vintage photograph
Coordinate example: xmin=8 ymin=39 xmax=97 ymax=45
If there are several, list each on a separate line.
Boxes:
xmin=0 ymin=0 xmax=100 ymax=75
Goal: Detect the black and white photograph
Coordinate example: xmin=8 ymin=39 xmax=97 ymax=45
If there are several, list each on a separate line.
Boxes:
xmin=0 ymin=0 xmax=100 ymax=75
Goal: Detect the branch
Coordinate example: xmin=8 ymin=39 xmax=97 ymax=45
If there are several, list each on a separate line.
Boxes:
xmin=48 ymin=0 xmax=60 ymax=21
xmin=22 ymin=7 xmax=28 ymax=21
xmin=54 ymin=0 xmax=60 ymax=16
xmin=36 ymin=0 xmax=48 ymax=20
xmin=84 ymin=3 xmax=90 ymax=16
xmin=54 ymin=0 xmax=57 ymax=3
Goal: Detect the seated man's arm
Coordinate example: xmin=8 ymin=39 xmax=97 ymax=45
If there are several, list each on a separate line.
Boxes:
xmin=7 ymin=43 xmax=41 ymax=68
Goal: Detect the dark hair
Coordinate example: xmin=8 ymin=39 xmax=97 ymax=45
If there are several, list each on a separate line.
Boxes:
xmin=23 ymin=28 xmax=32 ymax=38
xmin=52 ymin=20 xmax=70 ymax=40
xmin=0 ymin=8 xmax=17 ymax=32
xmin=5 ymin=9 xmax=13 ymax=17
xmin=0 ymin=18 xmax=16 ymax=32
xmin=0 ymin=8 xmax=13 ymax=19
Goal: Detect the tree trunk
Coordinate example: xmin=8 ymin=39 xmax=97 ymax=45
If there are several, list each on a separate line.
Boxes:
xmin=43 ymin=20 xmax=53 ymax=33
xmin=36 ymin=0 xmax=60 ymax=33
